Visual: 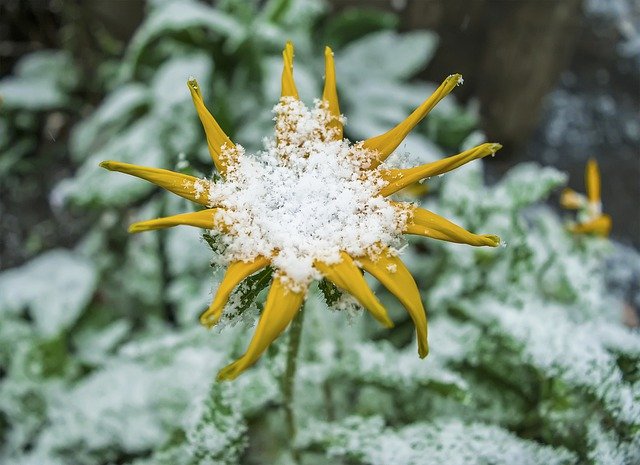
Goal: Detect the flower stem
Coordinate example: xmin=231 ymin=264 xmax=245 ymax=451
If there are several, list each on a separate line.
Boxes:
xmin=282 ymin=306 xmax=305 ymax=463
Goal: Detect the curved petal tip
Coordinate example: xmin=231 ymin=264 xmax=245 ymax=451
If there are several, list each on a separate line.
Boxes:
xmin=484 ymin=235 xmax=501 ymax=247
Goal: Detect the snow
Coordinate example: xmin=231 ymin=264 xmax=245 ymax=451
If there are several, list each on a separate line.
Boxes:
xmin=206 ymin=98 xmax=407 ymax=288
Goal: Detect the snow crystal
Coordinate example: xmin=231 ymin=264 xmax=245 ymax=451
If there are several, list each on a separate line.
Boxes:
xmin=191 ymin=178 xmax=207 ymax=200
xmin=206 ymin=98 xmax=407 ymax=288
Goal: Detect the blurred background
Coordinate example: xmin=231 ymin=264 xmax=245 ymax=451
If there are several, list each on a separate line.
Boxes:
xmin=1 ymin=0 xmax=638 ymax=271
xmin=1 ymin=1 xmax=639 ymax=464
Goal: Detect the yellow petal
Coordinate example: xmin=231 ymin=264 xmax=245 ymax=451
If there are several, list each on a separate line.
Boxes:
xmin=379 ymin=143 xmax=502 ymax=197
xmin=586 ymin=158 xmax=601 ymax=205
xmin=401 ymin=204 xmax=500 ymax=247
xmin=570 ymin=214 xmax=612 ymax=237
xmin=357 ymin=249 xmax=428 ymax=358
xmin=322 ymin=46 xmax=342 ymax=139
xmin=217 ymin=277 xmax=305 ymax=381
xmin=315 ymin=252 xmax=394 ymax=328
xmin=187 ymin=78 xmax=235 ymax=176
xmin=362 ymin=74 xmax=463 ymax=169
xmin=128 ymin=208 xmax=219 ymax=233
xmin=200 ymin=256 xmax=271 ymax=328
xmin=281 ymin=41 xmax=299 ymax=99
xmin=399 ymin=182 xmax=429 ymax=198
xmin=99 ymin=161 xmax=209 ymax=206
xmin=560 ymin=188 xmax=584 ymax=210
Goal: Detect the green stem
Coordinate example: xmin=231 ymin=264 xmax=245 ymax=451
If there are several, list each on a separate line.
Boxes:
xmin=322 ymin=380 xmax=336 ymax=421
xmin=282 ymin=306 xmax=305 ymax=463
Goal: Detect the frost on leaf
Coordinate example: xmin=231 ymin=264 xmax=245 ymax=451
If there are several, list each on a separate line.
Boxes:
xmin=0 ymin=249 xmax=97 ymax=337
xmin=299 ymin=416 xmax=577 ymax=465
xmin=186 ymin=382 xmax=248 ymax=465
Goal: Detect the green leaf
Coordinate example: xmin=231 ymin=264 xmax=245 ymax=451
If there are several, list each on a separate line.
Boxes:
xmin=323 ymin=8 xmax=399 ymax=48
xmin=318 ymin=278 xmax=343 ymax=307
xmin=0 ymin=77 xmax=68 ymax=111
xmin=0 ymin=50 xmax=78 ymax=111
xmin=150 ymin=53 xmax=213 ymax=113
xmin=428 ymin=107 xmax=479 ymax=149
xmin=123 ymin=0 xmax=241 ymax=75
xmin=299 ymin=416 xmax=578 ymax=465
xmin=25 ymin=334 xmax=71 ymax=378
xmin=228 ymin=266 xmax=274 ymax=318
xmin=0 ymin=249 xmax=97 ymax=337
xmin=0 ymin=138 xmax=36 ymax=179
xmin=203 ymin=231 xmax=227 ymax=256
xmin=70 ymin=83 xmax=150 ymax=161
xmin=262 ymin=0 xmax=292 ymax=23
xmin=494 ymin=163 xmax=567 ymax=208
xmin=336 ymin=30 xmax=438 ymax=82
xmin=187 ymin=382 xmax=248 ymax=463
xmin=54 ymin=116 xmax=164 ymax=207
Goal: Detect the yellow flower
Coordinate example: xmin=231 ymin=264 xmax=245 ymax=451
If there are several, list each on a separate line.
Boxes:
xmin=560 ymin=158 xmax=612 ymax=237
xmin=100 ymin=42 xmax=501 ymax=381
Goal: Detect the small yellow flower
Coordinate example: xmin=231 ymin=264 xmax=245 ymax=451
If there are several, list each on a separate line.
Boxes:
xmin=101 ymin=43 xmax=501 ymax=380
xmin=561 ymin=158 xmax=612 ymax=237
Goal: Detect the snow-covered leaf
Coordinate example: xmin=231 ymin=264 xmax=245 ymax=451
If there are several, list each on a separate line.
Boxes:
xmin=337 ymin=30 xmax=438 ymax=81
xmin=53 ymin=117 xmax=164 ymax=207
xmin=300 ymin=416 xmax=577 ymax=465
xmin=0 ymin=51 xmax=78 ymax=111
xmin=0 ymin=249 xmax=97 ymax=336
xmin=124 ymin=0 xmax=241 ymax=73
xmin=70 ymin=84 xmax=150 ymax=161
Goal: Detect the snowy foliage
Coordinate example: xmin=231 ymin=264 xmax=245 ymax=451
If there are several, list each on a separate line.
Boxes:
xmin=1 ymin=1 xmax=638 ymax=464
xmin=299 ymin=416 xmax=577 ymax=465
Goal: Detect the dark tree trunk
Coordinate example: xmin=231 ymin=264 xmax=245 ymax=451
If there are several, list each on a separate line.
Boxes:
xmin=328 ymin=0 xmax=584 ymax=150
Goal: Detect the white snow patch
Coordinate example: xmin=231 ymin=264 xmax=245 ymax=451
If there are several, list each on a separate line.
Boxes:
xmin=206 ymin=98 xmax=408 ymax=289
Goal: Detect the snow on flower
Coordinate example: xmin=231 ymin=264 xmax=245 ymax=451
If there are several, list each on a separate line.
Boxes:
xmin=100 ymin=42 xmax=501 ymax=380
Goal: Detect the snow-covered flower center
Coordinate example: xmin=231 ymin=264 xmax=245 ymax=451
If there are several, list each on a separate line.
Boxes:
xmin=206 ymin=98 xmax=407 ymax=286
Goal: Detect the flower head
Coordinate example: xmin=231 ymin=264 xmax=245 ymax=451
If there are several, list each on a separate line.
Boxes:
xmin=561 ymin=158 xmax=612 ymax=236
xmin=100 ymin=43 xmax=501 ymax=380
